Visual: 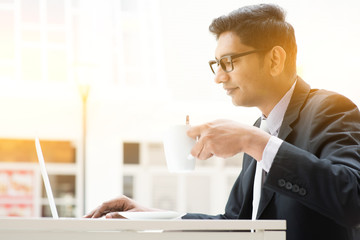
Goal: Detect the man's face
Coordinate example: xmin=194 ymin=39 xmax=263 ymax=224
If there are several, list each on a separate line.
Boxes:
xmin=214 ymin=31 xmax=272 ymax=107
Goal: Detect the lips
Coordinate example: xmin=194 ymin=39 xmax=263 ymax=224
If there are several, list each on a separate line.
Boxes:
xmin=224 ymin=87 xmax=237 ymax=95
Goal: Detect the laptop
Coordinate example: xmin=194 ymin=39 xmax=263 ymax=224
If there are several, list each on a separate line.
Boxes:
xmin=35 ymin=138 xmax=180 ymax=220
xmin=35 ymin=137 xmax=59 ymax=219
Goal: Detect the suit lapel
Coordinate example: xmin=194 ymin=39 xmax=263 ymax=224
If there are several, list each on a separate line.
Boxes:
xmin=278 ymin=77 xmax=311 ymax=140
xmin=256 ymin=77 xmax=311 ymax=219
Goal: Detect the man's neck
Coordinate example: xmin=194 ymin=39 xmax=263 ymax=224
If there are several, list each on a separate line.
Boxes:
xmin=260 ymin=74 xmax=297 ymax=117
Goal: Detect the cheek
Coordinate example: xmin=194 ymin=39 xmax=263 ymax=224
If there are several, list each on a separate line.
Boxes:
xmin=232 ymin=68 xmax=257 ymax=88
xmin=231 ymin=59 xmax=267 ymax=89
xmin=233 ymin=60 xmax=257 ymax=77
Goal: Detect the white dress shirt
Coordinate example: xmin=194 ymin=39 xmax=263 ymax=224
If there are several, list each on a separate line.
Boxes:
xmin=259 ymin=81 xmax=297 ymax=172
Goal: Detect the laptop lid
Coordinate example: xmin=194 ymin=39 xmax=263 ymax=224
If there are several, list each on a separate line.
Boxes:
xmin=35 ymin=137 xmax=59 ymax=219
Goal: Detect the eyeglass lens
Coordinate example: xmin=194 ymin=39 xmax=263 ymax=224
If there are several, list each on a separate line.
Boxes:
xmin=211 ymin=56 xmax=232 ymax=74
xmin=220 ymin=57 xmax=232 ymax=72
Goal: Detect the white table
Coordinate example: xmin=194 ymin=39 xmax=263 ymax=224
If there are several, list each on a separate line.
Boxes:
xmin=0 ymin=218 xmax=286 ymax=240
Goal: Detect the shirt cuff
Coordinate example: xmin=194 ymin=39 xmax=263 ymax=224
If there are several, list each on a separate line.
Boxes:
xmin=259 ymin=136 xmax=283 ymax=172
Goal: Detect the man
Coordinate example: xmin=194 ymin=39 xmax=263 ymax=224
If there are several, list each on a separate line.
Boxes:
xmin=85 ymin=4 xmax=360 ymax=240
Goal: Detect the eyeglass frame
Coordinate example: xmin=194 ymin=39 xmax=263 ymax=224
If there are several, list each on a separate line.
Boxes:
xmin=208 ymin=49 xmax=269 ymax=75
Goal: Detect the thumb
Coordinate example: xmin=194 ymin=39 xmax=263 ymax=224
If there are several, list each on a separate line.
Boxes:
xmin=187 ymin=124 xmax=205 ymax=139
xmin=106 ymin=212 xmax=126 ymax=219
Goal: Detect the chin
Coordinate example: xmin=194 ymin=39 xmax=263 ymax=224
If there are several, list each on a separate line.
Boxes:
xmin=231 ymin=98 xmax=242 ymax=106
xmin=231 ymin=96 xmax=251 ymax=107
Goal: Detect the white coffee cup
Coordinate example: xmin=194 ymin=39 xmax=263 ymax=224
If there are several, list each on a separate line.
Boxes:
xmin=163 ymin=125 xmax=196 ymax=172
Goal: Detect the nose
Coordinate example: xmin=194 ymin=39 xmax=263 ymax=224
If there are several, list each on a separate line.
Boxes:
xmin=214 ymin=69 xmax=229 ymax=84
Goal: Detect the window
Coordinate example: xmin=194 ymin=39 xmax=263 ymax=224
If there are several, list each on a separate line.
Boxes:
xmin=123 ymin=142 xmax=140 ymax=164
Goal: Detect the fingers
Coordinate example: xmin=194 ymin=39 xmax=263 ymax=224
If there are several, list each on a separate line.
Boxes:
xmin=83 ymin=196 xmax=127 ymax=218
xmin=83 ymin=208 xmax=102 ymax=218
xmin=83 ymin=195 xmax=148 ymax=219
xmin=188 ymin=120 xmax=245 ymax=160
xmin=189 ymin=134 xmax=213 ymax=160
xmin=83 ymin=209 xmax=94 ymax=218
xmin=187 ymin=124 xmax=213 ymax=160
xmin=105 ymin=212 xmax=126 ymax=219
xmin=84 ymin=210 xmax=127 ymax=219
xmin=198 ymin=150 xmax=213 ymax=160
xmin=83 ymin=212 xmax=94 ymax=218
xmin=92 ymin=205 xmax=111 ymax=218
xmin=83 ymin=204 xmax=110 ymax=218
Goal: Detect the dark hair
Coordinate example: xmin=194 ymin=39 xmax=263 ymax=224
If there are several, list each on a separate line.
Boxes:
xmin=209 ymin=4 xmax=297 ymax=72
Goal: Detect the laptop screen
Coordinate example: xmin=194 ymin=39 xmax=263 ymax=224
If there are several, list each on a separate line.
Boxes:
xmin=35 ymin=137 xmax=59 ymax=219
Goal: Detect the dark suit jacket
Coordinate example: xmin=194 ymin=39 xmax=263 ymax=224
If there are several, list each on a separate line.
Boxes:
xmin=183 ymin=78 xmax=360 ymax=240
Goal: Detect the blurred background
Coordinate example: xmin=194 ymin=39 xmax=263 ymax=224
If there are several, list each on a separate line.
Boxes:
xmin=0 ymin=0 xmax=359 ymax=217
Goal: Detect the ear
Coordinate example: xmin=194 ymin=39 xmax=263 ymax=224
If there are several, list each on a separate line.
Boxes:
xmin=268 ymin=46 xmax=286 ymax=76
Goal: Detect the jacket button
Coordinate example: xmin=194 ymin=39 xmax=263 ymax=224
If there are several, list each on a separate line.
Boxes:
xmin=285 ymin=182 xmax=293 ymax=190
xmin=278 ymin=179 xmax=286 ymax=187
xmin=292 ymin=184 xmax=300 ymax=193
xmin=299 ymin=188 xmax=307 ymax=196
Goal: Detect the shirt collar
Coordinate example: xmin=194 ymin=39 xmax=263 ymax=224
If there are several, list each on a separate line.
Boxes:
xmin=262 ymin=80 xmax=297 ymax=136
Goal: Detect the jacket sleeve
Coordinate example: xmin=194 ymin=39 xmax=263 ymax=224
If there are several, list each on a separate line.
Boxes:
xmin=264 ymin=93 xmax=360 ymax=228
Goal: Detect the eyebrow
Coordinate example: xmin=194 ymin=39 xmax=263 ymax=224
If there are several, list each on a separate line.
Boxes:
xmin=215 ymin=50 xmax=252 ymax=60
xmin=215 ymin=52 xmax=237 ymax=60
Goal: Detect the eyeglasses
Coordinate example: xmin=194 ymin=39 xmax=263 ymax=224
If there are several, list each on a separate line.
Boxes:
xmin=208 ymin=49 xmax=268 ymax=75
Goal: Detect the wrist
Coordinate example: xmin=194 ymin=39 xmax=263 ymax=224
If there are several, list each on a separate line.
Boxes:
xmin=243 ymin=126 xmax=271 ymax=161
